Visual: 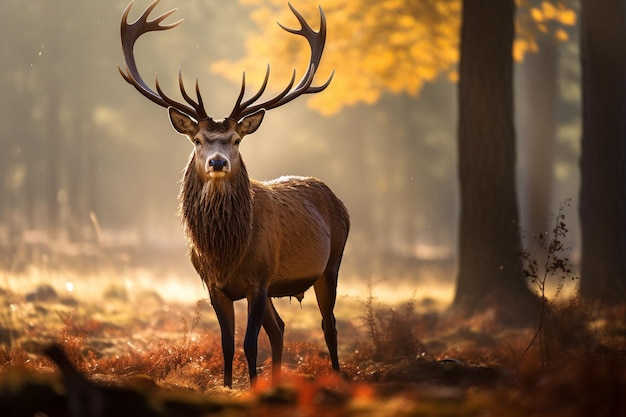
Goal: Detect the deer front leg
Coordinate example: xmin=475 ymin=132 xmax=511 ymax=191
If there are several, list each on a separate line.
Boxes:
xmin=244 ymin=287 xmax=268 ymax=385
xmin=209 ymin=286 xmax=235 ymax=388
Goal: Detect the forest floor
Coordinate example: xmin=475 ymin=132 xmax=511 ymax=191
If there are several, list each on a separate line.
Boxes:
xmin=0 ymin=241 xmax=625 ymax=417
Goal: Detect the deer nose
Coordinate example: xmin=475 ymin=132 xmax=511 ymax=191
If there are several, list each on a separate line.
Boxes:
xmin=208 ymin=158 xmax=228 ymax=171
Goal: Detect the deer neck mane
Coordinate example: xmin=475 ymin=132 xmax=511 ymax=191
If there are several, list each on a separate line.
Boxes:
xmin=179 ymin=154 xmax=254 ymax=287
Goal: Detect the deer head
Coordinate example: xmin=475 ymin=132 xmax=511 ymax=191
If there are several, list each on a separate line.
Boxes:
xmin=118 ymin=0 xmax=333 ymax=181
xmin=168 ymin=109 xmax=264 ymax=180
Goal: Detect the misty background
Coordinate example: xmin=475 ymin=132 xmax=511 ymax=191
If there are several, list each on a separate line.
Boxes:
xmin=0 ymin=0 xmax=580 ymax=292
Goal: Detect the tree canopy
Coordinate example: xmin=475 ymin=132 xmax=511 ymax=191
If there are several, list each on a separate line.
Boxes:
xmin=212 ymin=0 xmax=575 ymax=115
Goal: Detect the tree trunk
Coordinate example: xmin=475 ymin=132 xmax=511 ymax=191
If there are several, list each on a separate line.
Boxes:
xmin=579 ymin=0 xmax=626 ymax=304
xmin=454 ymin=0 xmax=534 ymax=322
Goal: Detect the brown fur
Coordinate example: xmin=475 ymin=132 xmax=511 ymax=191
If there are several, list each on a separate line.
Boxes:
xmin=180 ymin=152 xmax=350 ymax=299
xmin=180 ymin=154 xmax=254 ymax=288
xmin=172 ymin=111 xmax=350 ymax=387
xmin=118 ymin=0 xmax=347 ymax=386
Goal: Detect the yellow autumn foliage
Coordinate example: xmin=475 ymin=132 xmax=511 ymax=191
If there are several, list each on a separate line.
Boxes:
xmin=517 ymin=0 xmax=577 ymax=56
xmin=212 ymin=0 xmax=575 ymax=115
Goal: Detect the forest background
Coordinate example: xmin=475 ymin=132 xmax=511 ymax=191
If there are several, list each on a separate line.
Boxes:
xmin=0 ymin=0 xmax=603 ymax=313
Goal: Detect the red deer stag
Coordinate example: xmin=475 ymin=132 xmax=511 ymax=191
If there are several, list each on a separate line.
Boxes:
xmin=118 ymin=0 xmax=349 ymax=388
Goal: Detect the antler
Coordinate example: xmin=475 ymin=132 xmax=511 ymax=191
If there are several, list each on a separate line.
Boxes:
xmin=118 ymin=1 xmax=332 ymax=122
xmin=227 ymin=3 xmax=334 ymax=121
xmin=117 ymin=0 xmax=209 ymax=120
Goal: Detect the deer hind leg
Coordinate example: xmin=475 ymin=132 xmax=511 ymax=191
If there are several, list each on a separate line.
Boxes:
xmin=208 ymin=287 xmax=235 ymax=388
xmin=262 ymin=298 xmax=285 ymax=384
xmin=314 ymin=268 xmax=340 ymax=371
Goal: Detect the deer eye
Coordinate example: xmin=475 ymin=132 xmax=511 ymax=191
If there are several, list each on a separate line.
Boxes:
xmin=194 ymin=138 xmax=201 ymax=145
xmin=234 ymin=139 xmax=241 ymax=146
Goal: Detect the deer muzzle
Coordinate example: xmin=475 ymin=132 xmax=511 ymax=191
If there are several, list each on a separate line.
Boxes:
xmin=206 ymin=156 xmax=229 ymax=179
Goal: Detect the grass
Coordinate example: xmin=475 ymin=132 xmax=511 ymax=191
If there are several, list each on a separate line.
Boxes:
xmin=0 ymin=238 xmax=625 ymax=416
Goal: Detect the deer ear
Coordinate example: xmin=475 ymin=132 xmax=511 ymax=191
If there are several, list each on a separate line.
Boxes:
xmin=237 ymin=110 xmax=265 ymax=136
xmin=169 ymin=107 xmax=198 ymax=136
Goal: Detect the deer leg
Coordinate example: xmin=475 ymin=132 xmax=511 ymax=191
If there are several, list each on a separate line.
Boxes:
xmin=208 ymin=287 xmax=235 ymax=388
xmin=314 ymin=271 xmax=340 ymax=371
xmin=262 ymin=298 xmax=285 ymax=384
xmin=244 ymin=287 xmax=268 ymax=385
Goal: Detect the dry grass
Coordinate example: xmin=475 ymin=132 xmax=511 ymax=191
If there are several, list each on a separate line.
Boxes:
xmin=0 ymin=241 xmax=625 ymax=417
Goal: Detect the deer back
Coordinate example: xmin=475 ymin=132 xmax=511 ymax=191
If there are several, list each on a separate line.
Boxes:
xmin=245 ymin=176 xmax=350 ymax=298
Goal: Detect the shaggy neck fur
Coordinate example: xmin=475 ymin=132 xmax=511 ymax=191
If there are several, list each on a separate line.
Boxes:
xmin=179 ymin=154 xmax=254 ymax=287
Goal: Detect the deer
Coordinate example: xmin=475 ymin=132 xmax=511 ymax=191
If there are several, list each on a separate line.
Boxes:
xmin=118 ymin=0 xmax=350 ymax=388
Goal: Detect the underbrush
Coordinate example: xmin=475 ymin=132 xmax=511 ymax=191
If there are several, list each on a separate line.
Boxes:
xmin=356 ymin=282 xmax=426 ymax=363
xmin=0 ymin=231 xmax=625 ymax=415
xmin=518 ymin=200 xmax=607 ymax=370
xmin=0 ymin=282 xmax=624 ymax=416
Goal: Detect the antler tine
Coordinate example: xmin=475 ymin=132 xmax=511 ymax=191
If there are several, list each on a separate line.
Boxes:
xmin=305 ymin=69 xmax=335 ymax=93
xmin=194 ymin=80 xmax=207 ymax=118
xmin=239 ymin=66 xmax=271 ymax=110
xmin=154 ymin=74 xmax=193 ymax=112
xmin=229 ymin=66 xmax=270 ymax=120
xmin=257 ymin=68 xmax=298 ymax=107
xmin=228 ymin=3 xmax=333 ymax=121
xmin=277 ymin=3 xmax=327 ymax=91
xmin=230 ymin=67 xmax=298 ymax=120
xmin=178 ymin=69 xmax=209 ymax=119
xmin=118 ymin=0 xmax=208 ymax=120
